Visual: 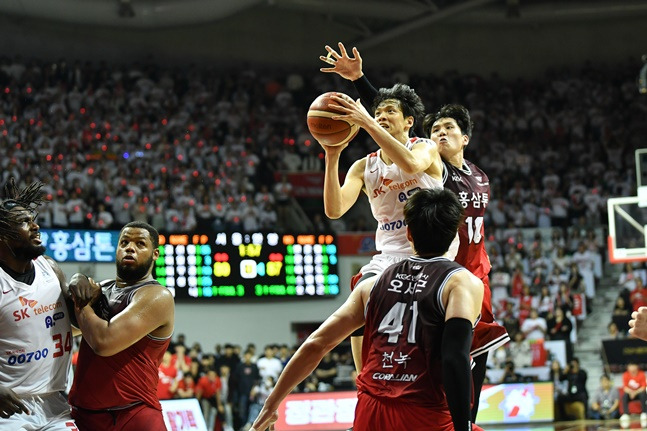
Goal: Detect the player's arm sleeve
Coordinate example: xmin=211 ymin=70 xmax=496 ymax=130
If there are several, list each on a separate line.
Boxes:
xmin=352 ymin=75 xmax=379 ymax=109
xmin=441 ymin=317 xmax=473 ymax=431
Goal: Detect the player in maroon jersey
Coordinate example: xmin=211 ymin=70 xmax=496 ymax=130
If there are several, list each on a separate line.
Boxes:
xmin=320 ymin=42 xmax=509 ymax=422
xmin=250 ymin=188 xmax=483 ymax=431
xmin=67 ymin=221 xmax=175 ymax=431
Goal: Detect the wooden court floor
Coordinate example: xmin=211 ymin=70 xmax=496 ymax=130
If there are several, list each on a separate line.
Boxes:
xmin=486 ymin=418 xmax=644 ymax=431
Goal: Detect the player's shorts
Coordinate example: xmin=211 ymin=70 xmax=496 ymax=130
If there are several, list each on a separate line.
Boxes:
xmin=353 ymin=392 xmax=484 ymax=431
xmin=350 ymin=253 xmax=410 ymax=291
xmin=471 ymin=275 xmax=509 ymax=358
xmin=71 ymin=402 xmax=166 ymax=431
xmin=0 ymin=392 xmax=78 ymax=431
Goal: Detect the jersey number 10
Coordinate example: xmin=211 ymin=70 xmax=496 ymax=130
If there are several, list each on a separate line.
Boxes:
xmin=465 ymin=216 xmax=483 ymax=244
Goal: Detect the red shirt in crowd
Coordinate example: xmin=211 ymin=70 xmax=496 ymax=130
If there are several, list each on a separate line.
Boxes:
xmin=195 ymin=375 xmax=222 ymax=400
xmin=157 ymin=363 xmax=178 ymax=400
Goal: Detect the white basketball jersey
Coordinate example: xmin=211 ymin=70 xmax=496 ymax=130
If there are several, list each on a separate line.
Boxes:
xmin=364 ymin=138 xmax=444 ymax=254
xmin=0 ymin=256 xmax=72 ymax=395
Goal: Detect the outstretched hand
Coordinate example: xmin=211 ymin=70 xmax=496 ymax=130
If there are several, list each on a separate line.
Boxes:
xmin=249 ymin=406 xmax=278 ymax=431
xmin=629 ymin=306 xmax=647 ymax=341
xmin=69 ymin=273 xmax=102 ymax=309
xmin=0 ymin=386 xmax=29 ymax=419
xmin=320 ymin=42 xmax=363 ymax=81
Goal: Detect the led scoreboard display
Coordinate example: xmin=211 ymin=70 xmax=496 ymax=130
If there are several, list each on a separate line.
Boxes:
xmin=154 ymin=232 xmax=339 ymax=299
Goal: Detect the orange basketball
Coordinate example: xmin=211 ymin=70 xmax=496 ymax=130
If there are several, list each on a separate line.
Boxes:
xmin=307 ymin=92 xmax=359 ymax=147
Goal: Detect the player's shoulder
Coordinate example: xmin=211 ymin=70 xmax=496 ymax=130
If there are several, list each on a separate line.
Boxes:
xmin=133 ymin=280 xmax=175 ymax=303
xmin=349 ymin=155 xmax=368 ymax=174
xmin=446 ymin=266 xmax=483 ymax=291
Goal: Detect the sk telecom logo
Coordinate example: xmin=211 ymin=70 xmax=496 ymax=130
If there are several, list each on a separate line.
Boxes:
xmin=13 ymin=296 xmax=38 ymax=322
xmin=372 ymin=177 xmax=393 ymax=198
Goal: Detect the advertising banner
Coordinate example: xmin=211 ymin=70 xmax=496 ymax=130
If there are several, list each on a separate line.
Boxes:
xmin=275 ymin=382 xmax=553 ymax=430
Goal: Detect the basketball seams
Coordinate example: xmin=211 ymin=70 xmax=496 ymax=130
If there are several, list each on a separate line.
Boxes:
xmin=307 ymin=92 xmax=359 ymax=146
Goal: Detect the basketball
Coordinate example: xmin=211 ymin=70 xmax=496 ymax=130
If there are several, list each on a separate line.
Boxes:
xmin=307 ymin=92 xmax=359 ymax=147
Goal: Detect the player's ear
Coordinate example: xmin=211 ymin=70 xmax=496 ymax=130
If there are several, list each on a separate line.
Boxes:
xmin=462 ymin=134 xmax=470 ymax=147
xmin=152 ymin=246 xmax=160 ymax=260
xmin=405 ymin=116 xmax=415 ymax=129
xmin=405 ymin=226 xmax=413 ymax=244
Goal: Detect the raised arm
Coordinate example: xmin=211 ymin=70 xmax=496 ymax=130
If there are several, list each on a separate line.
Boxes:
xmin=320 ymin=43 xmax=378 ymax=107
xmin=75 ymin=284 xmax=174 ymax=356
xmin=440 ymin=270 xmax=484 ymax=431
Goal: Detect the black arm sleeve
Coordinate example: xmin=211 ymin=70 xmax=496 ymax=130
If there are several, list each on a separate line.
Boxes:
xmin=352 ymin=75 xmax=379 ymax=109
xmin=441 ymin=317 xmax=474 ymax=431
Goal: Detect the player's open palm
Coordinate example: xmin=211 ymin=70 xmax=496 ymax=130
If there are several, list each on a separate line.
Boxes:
xmin=0 ymin=387 xmax=29 ymax=418
xmin=320 ymin=42 xmax=363 ymax=81
xmin=250 ymin=407 xmax=278 ymax=431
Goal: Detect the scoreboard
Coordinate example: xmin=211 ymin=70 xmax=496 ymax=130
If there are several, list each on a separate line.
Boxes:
xmin=154 ymin=232 xmax=340 ymax=299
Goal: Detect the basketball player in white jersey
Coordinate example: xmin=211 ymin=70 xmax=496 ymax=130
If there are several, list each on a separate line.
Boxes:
xmin=318 ymin=84 xmax=451 ymax=371
xmin=0 ymin=179 xmax=78 ymax=430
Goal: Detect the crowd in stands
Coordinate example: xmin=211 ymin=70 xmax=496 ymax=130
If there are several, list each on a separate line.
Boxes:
xmin=0 ymin=56 xmax=643 ymax=234
xmin=7 ymin=54 xmax=647 ymax=428
xmin=150 ymin=334 xmax=352 ymax=431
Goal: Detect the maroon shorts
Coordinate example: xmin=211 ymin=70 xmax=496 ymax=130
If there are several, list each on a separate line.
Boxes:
xmin=471 ymin=275 xmax=509 ymax=357
xmin=353 ymin=392 xmax=485 ymax=431
xmin=71 ymin=403 xmax=166 ymax=431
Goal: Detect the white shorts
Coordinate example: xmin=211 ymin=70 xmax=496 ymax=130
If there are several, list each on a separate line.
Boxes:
xmin=0 ymin=392 xmax=77 ymax=431
xmin=359 ymin=235 xmax=459 ymax=279
xmin=358 ymin=253 xmax=410 ymax=278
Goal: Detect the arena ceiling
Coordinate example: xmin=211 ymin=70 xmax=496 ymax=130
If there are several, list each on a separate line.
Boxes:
xmin=1 ymin=0 xmax=646 ymax=50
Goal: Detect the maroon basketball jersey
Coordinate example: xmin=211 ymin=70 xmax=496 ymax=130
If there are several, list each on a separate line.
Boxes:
xmin=356 ymin=256 xmax=468 ymax=407
xmin=442 ymin=159 xmax=491 ymax=279
xmin=69 ymin=280 xmax=170 ymax=411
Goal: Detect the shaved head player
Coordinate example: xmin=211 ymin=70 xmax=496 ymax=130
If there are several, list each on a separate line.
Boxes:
xmin=68 ymin=221 xmax=174 ymax=431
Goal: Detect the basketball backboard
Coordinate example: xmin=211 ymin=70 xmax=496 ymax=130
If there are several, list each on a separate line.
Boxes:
xmin=608 ymin=196 xmax=647 ymax=263
xmin=607 ymin=149 xmax=647 ymax=263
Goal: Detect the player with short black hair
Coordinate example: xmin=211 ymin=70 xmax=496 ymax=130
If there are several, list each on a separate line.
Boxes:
xmin=250 ymin=188 xmax=483 ymax=431
xmin=320 ymin=42 xmax=509 ymax=423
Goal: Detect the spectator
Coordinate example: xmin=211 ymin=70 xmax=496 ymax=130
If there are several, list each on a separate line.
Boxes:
xmin=91 ymin=202 xmax=114 ymax=229
xmin=176 ymin=374 xmax=196 ymax=399
xmin=550 ymin=359 xmax=568 ymax=421
xmin=245 ymin=376 xmax=275 ymax=431
xmin=560 ymin=358 xmax=588 ymax=420
xmin=500 ymin=360 xmax=522 ymax=384
xmin=314 ymin=352 xmax=337 ymax=391
xmin=590 ymin=374 xmax=619 ymax=420
xmin=547 ymin=307 xmax=574 ymax=361
xmin=232 ymin=350 xmax=260 ymax=429
xmin=520 ymin=308 xmax=547 ymax=342
xmin=613 ymin=296 xmax=632 ymax=334
xmin=630 ymin=278 xmax=647 ymax=312
xmin=171 ymin=344 xmax=192 ymax=374
xmin=605 ymin=319 xmax=623 ymax=339
xmin=196 ymin=368 xmax=224 ymax=431
xmin=157 ymin=351 xmax=179 ymax=400
xmin=571 ymin=242 xmax=596 ymax=301
xmin=256 ymin=345 xmax=283 ymax=382
xmin=536 ymin=285 xmax=554 ymax=318
xmin=219 ymin=364 xmax=235 ymax=431
xmin=620 ymin=362 xmax=647 ymax=426
xmin=507 ymin=331 xmax=532 ymax=369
